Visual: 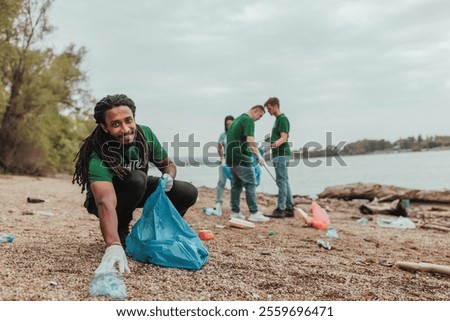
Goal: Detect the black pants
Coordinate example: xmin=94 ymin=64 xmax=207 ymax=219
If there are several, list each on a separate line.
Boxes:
xmin=84 ymin=170 xmax=198 ymax=232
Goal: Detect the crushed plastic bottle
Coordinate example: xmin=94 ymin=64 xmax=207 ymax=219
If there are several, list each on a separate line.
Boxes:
xmin=89 ymin=267 xmax=127 ymax=299
xmin=0 ymin=232 xmax=14 ymax=243
xmin=377 ymin=216 xmax=416 ymax=229
xmin=325 ymin=226 xmax=339 ymax=239
xmin=202 ymin=207 xmax=221 ymax=216
xmin=356 ymin=217 xmax=369 ymax=225
xmin=317 ymin=239 xmax=332 ymax=250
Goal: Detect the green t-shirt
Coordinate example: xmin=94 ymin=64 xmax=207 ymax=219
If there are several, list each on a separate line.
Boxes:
xmin=225 ymin=113 xmax=255 ymax=167
xmin=88 ymin=124 xmax=167 ymax=184
xmin=271 ymin=113 xmax=291 ymax=157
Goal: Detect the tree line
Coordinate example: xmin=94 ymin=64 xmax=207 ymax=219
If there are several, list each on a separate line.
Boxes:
xmin=0 ymin=0 xmax=94 ymax=175
xmin=297 ymin=135 xmax=450 ymax=158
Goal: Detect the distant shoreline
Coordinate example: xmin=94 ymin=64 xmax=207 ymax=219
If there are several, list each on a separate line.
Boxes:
xmin=292 ymin=145 xmax=450 ymax=160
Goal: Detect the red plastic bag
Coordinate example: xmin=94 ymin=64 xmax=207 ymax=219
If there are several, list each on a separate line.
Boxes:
xmin=310 ymin=201 xmax=330 ymax=230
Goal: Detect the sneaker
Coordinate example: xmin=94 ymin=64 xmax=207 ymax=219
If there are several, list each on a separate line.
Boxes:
xmin=265 ymin=208 xmax=285 ymax=218
xmin=284 ymin=208 xmax=295 ymax=218
xmin=248 ymin=211 xmax=270 ymax=222
xmin=230 ymin=212 xmax=245 ymax=220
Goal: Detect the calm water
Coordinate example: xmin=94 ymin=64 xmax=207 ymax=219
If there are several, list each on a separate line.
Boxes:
xmin=151 ymin=149 xmax=450 ymax=198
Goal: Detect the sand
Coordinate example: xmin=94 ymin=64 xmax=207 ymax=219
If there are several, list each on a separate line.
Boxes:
xmin=0 ymin=174 xmax=449 ymax=301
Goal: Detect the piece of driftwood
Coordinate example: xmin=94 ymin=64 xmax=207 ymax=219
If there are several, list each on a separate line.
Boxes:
xmin=419 ymin=224 xmax=450 ymax=232
xmin=318 ymin=183 xmax=450 ymax=204
xmin=359 ymin=199 xmax=407 ymax=216
xmin=430 ymin=206 xmax=448 ymax=212
xmin=395 ymin=261 xmax=450 ymax=276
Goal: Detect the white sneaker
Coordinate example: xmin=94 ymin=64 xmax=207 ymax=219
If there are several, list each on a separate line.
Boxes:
xmin=230 ymin=212 xmax=245 ymax=220
xmin=248 ymin=211 xmax=270 ymax=222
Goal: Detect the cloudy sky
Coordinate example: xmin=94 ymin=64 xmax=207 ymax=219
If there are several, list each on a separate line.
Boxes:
xmin=48 ymin=0 xmax=450 ymax=156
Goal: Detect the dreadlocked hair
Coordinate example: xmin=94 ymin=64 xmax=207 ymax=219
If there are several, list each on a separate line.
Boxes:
xmin=72 ymin=94 xmax=149 ymax=193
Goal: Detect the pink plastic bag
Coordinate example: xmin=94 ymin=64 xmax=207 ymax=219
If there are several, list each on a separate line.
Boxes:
xmin=310 ymin=201 xmax=330 ymax=230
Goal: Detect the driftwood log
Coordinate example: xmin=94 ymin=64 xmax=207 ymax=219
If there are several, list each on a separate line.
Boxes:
xmin=395 ymin=261 xmax=450 ymax=276
xmin=318 ymin=183 xmax=450 ymax=204
xmin=359 ymin=199 xmax=407 ymax=216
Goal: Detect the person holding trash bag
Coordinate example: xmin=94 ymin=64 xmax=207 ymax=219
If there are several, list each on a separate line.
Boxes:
xmin=73 ymin=94 xmax=198 ymax=273
xmin=264 ymin=97 xmax=294 ymax=218
xmin=225 ymin=105 xmax=269 ymax=223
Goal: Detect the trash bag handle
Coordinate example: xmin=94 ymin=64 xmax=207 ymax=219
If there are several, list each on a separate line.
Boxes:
xmin=159 ymin=175 xmax=168 ymax=189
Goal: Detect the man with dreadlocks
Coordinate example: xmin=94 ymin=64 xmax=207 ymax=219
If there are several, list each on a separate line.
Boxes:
xmin=73 ymin=94 xmax=198 ymax=273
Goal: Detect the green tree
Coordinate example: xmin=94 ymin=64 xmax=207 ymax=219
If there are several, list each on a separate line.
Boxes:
xmin=0 ymin=0 xmax=93 ymax=174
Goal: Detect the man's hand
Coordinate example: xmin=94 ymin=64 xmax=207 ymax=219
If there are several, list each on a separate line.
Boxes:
xmin=95 ymin=244 xmax=130 ymax=274
xmin=257 ymin=155 xmax=265 ymax=166
xmin=162 ymin=173 xmax=174 ymax=192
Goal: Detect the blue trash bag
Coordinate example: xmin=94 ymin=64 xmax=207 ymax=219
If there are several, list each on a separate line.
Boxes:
xmin=223 ymin=164 xmax=232 ymax=180
xmin=125 ymin=177 xmax=209 ymax=270
xmin=252 ymin=147 xmax=264 ymax=187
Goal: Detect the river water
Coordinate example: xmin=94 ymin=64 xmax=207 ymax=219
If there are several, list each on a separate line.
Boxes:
xmin=150 ymin=149 xmax=450 ymax=198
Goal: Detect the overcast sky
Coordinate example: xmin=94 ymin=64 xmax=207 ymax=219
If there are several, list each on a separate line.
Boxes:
xmin=48 ymin=0 xmax=450 ymax=156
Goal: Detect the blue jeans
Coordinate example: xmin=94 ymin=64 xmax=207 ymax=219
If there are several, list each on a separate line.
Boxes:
xmin=273 ymin=156 xmax=294 ymax=210
xmin=230 ymin=165 xmax=258 ymax=214
xmin=215 ymin=164 xmax=230 ymax=205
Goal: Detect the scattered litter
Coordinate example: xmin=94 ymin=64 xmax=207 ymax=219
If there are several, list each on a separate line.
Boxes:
xmin=377 ymin=216 xmax=416 ymax=229
xmin=215 ymin=225 xmax=225 ymax=229
xmin=0 ymin=232 xmax=14 ymax=243
xmin=310 ymin=202 xmax=331 ymax=230
xmin=326 ymin=226 xmax=339 ymax=239
xmin=229 ymin=218 xmax=255 ymax=229
xmin=89 ymin=267 xmax=127 ymax=299
xmin=22 ymin=210 xmax=34 ymax=215
xmin=27 ymin=196 xmax=46 ymax=203
xmin=49 ymin=280 xmax=58 ymax=286
xmin=401 ymin=199 xmax=410 ymax=208
xmin=202 ymin=207 xmax=221 ymax=216
xmin=317 ymin=239 xmax=331 ymax=250
xmin=268 ymin=232 xmax=276 ymax=237
xmin=378 ymin=259 xmax=394 ymax=267
xmin=33 ymin=210 xmax=55 ymax=216
xmin=198 ymin=230 xmax=214 ymax=241
xmin=356 ymin=217 xmax=370 ymax=224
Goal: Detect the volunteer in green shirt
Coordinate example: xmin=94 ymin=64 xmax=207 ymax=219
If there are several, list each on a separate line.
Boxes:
xmin=73 ymin=94 xmax=198 ymax=274
xmin=225 ymin=105 xmax=269 ymax=223
xmin=264 ymin=97 xmax=294 ymax=218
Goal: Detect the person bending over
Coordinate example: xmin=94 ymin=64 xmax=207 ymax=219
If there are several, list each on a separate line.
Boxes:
xmin=73 ymin=94 xmax=198 ymax=273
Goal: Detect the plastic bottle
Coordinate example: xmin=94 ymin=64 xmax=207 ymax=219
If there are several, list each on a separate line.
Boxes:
xmin=89 ymin=267 xmax=128 ymax=299
xmin=202 ymin=207 xmax=221 ymax=216
xmin=0 ymin=232 xmax=14 ymax=243
xmin=326 ymin=226 xmax=339 ymax=239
